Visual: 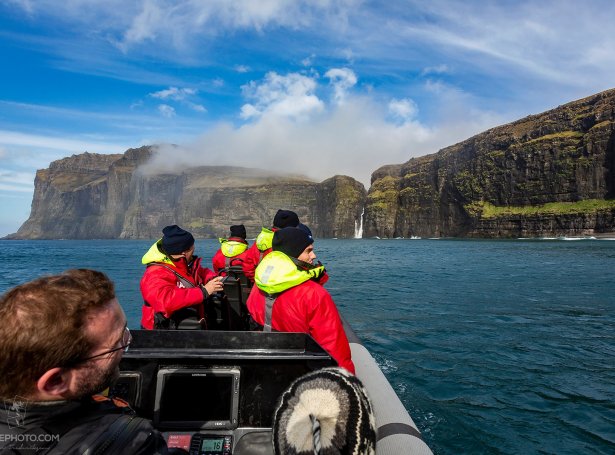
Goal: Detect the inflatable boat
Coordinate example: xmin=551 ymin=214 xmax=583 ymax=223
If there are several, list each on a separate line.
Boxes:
xmin=115 ymin=270 xmax=433 ymax=454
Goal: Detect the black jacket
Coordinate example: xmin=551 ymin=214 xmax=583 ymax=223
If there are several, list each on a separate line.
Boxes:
xmin=0 ymin=395 xmax=169 ymax=454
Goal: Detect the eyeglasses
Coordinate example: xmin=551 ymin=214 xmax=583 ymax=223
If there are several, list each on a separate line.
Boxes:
xmin=80 ymin=326 xmax=132 ymax=362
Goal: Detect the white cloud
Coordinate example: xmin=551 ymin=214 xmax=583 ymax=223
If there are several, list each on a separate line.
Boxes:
xmin=150 ymin=87 xmax=197 ymax=101
xmin=340 ymin=48 xmax=354 ymax=64
xmin=0 ymin=130 xmax=126 ymax=156
xmin=120 ymin=0 xmax=165 ymax=50
xmin=189 ymin=103 xmax=207 ymax=113
xmin=113 ymin=0 xmax=355 ymax=50
xmin=240 ymin=71 xmax=324 ymax=120
xmin=389 ymin=1 xmax=615 ymax=89
xmin=324 ymin=68 xmax=357 ymax=104
xmin=142 ymin=69 xmax=504 ymax=187
xmin=6 ymin=1 xmax=615 ymax=105
xmin=388 ymin=98 xmax=419 ymax=123
xmin=143 ymin=96 xmax=430 ymax=187
xmin=157 ymin=104 xmax=176 ymax=118
xmin=302 ymin=54 xmax=315 ymax=66
xmin=2 ymin=1 xmax=613 ymax=191
xmin=421 ymin=64 xmax=450 ymax=76
xmin=239 ymin=104 xmax=259 ymax=120
xmin=148 ymin=87 xmax=206 ymax=116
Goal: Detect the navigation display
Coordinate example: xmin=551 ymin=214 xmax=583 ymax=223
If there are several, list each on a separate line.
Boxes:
xmin=154 ymin=367 xmax=240 ymax=429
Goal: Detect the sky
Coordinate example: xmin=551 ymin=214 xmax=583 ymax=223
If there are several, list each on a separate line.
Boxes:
xmin=1 ymin=1 xmax=615 ymax=237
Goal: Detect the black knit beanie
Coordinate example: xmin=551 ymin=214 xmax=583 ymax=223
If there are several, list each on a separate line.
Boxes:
xmin=229 ymin=224 xmax=247 ymax=239
xmin=272 ymin=227 xmax=314 ymax=259
xmin=273 ymin=209 xmax=300 ymax=229
xmin=297 ymin=223 xmax=312 ymax=238
xmin=161 ymin=225 xmax=195 ymax=255
xmin=272 ymin=367 xmax=376 ymax=455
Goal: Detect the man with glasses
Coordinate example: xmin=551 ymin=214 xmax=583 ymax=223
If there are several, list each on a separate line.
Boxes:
xmin=0 ymin=269 xmax=169 ymax=454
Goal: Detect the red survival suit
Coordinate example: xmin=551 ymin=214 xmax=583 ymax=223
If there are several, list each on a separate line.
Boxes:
xmin=242 ymin=227 xmax=275 ymax=283
xmin=211 ymin=236 xmax=250 ymax=274
xmin=246 ymin=251 xmax=354 ymax=373
xmin=140 ymin=239 xmax=217 ymax=329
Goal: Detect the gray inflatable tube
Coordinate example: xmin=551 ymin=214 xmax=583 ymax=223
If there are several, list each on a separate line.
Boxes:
xmin=345 ymin=322 xmax=434 ymax=455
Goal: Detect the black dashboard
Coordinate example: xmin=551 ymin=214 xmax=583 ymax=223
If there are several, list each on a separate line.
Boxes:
xmin=112 ymin=330 xmax=335 ymax=455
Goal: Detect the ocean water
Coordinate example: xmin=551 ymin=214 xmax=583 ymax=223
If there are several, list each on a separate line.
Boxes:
xmin=0 ymin=238 xmax=613 ymax=454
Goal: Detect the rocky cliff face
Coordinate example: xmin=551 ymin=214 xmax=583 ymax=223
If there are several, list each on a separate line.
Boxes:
xmin=10 ymin=89 xmax=615 ymax=240
xmin=10 ymin=147 xmax=366 ymax=239
xmin=364 ymin=88 xmax=615 ymax=238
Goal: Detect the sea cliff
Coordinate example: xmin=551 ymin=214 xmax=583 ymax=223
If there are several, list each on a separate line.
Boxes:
xmin=10 ymin=147 xmax=366 ymax=239
xmin=363 ymin=88 xmax=615 ymax=238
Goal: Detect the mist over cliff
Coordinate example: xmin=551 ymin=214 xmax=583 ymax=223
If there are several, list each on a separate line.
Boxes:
xmin=8 ymin=147 xmax=366 ymax=239
xmin=6 ymin=88 xmax=615 ymax=240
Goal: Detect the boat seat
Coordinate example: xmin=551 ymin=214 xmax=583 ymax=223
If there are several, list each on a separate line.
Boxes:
xmin=223 ymin=275 xmax=251 ymax=331
xmin=225 ymin=265 xmax=252 ymax=301
xmin=205 ymin=274 xmax=251 ymax=331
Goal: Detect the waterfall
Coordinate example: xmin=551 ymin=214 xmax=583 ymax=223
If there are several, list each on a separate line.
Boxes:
xmin=354 ymin=207 xmax=364 ymax=239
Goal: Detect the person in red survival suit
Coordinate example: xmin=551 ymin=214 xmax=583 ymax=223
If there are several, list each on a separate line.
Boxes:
xmin=212 ymin=224 xmax=250 ymax=274
xmin=242 ymin=209 xmax=301 ymax=283
xmin=140 ymin=225 xmax=224 ymax=330
xmin=246 ymin=226 xmax=354 ymax=373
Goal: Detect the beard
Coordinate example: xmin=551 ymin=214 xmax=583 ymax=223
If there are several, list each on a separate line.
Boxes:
xmin=70 ymin=360 xmax=120 ymax=399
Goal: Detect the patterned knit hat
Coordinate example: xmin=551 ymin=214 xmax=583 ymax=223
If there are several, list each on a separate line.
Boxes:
xmin=272 ymin=367 xmax=376 ymax=455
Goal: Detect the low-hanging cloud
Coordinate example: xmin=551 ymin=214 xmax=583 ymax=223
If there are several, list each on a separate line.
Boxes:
xmin=141 ymin=68 xmax=506 ymax=187
xmin=325 ymin=68 xmax=358 ymax=104
xmin=240 ymin=71 xmax=324 ymax=120
xmin=388 ymin=98 xmax=419 ymax=123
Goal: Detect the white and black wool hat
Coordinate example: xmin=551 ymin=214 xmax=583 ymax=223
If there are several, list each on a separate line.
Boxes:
xmin=272 ymin=367 xmax=376 ymax=455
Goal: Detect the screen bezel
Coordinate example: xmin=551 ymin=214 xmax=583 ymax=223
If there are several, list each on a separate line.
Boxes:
xmin=153 ymin=367 xmax=240 ymax=430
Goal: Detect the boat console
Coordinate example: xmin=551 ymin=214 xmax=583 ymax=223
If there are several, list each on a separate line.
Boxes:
xmin=113 ymin=330 xmax=335 ymax=455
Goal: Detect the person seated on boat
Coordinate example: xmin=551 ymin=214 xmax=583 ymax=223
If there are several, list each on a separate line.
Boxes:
xmin=246 ymin=226 xmax=354 ymax=373
xmin=211 ymin=224 xmax=250 ymax=274
xmin=0 ymin=269 xmax=169 ymax=454
xmin=242 ymin=209 xmax=301 ymax=283
xmin=272 ymin=367 xmax=376 ymax=455
xmin=140 ymin=224 xmax=224 ymax=330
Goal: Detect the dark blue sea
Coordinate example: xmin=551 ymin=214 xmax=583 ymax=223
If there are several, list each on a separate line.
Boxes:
xmin=1 ymin=238 xmax=614 ymax=454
